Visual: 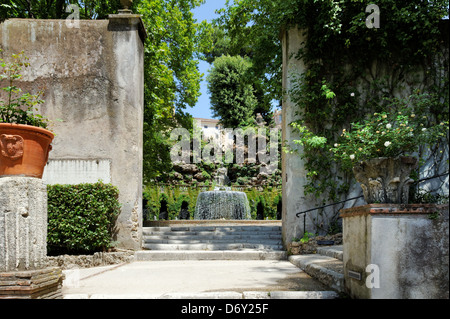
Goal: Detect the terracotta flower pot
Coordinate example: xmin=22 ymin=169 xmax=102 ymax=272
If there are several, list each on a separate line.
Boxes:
xmin=352 ymin=156 xmax=418 ymax=204
xmin=0 ymin=123 xmax=54 ymax=179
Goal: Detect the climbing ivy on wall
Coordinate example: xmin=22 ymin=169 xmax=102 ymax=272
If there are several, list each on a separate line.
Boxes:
xmin=284 ymin=0 xmax=450 ymax=201
xmin=211 ymin=0 xmax=449 ymax=205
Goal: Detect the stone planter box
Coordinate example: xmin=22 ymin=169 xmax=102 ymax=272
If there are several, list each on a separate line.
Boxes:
xmin=340 ymin=204 xmax=449 ymax=299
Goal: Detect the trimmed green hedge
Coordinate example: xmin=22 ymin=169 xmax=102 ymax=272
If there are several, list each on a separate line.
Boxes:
xmin=47 ymin=182 xmax=121 ymax=255
xmin=143 ymin=185 xmax=282 ymax=220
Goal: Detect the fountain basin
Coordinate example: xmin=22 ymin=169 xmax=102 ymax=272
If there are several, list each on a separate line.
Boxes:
xmin=194 ymin=191 xmax=251 ymax=220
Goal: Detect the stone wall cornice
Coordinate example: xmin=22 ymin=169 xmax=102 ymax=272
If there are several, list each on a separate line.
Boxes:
xmin=108 ymin=13 xmax=147 ymax=44
xmin=340 ymin=203 xmax=449 ymax=218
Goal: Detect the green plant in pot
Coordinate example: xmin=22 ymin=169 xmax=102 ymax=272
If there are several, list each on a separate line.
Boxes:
xmin=0 ymin=50 xmax=54 ymax=178
xmin=330 ymin=94 xmax=448 ymax=204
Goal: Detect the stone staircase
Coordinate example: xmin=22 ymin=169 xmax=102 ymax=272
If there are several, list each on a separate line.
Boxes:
xmin=133 ymin=221 xmax=345 ymax=298
xmin=135 ymin=221 xmax=287 ymax=261
xmin=289 ymin=245 xmax=345 ymax=293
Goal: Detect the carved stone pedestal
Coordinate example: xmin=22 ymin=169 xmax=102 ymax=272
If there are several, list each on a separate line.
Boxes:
xmin=352 ymin=156 xmax=418 ymax=204
xmin=0 ymin=177 xmax=63 ymax=299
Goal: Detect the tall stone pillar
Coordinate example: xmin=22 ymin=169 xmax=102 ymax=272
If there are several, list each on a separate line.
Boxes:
xmin=0 ymin=177 xmax=63 ymax=299
xmin=281 ymin=27 xmax=310 ymax=246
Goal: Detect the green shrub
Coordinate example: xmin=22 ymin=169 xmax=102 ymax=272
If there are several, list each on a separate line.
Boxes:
xmin=143 ymin=185 xmax=282 ymax=220
xmin=47 ymin=182 xmax=121 ymax=255
xmin=144 ymin=185 xmax=202 ymax=220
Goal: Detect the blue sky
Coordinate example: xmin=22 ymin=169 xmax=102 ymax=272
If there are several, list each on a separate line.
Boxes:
xmin=188 ymin=0 xmax=228 ymax=119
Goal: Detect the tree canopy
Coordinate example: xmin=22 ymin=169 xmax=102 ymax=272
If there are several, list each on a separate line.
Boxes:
xmin=201 ymin=0 xmax=285 ymax=124
xmin=0 ymin=0 xmax=121 ymax=20
xmin=138 ymin=0 xmax=207 ymax=182
xmin=207 ymin=55 xmax=257 ymax=128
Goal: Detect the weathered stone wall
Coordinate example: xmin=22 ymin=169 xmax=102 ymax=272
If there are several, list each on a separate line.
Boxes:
xmin=281 ymin=27 xmax=365 ymax=245
xmin=0 ymin=16 xmax=145 ymax=250
xmin=281 ymin=27 xmax=309 ymax=245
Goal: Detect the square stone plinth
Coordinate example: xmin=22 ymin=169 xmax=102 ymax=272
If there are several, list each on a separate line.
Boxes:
xmin=340 ymin=204 xmax=449 ymax=299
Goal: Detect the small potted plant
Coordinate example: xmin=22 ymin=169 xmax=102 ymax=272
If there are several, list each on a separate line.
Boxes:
xmin=330 ymin=94 xmax=448 ymax=204
xmin=0 ymin=50 xmax=54 ymax=178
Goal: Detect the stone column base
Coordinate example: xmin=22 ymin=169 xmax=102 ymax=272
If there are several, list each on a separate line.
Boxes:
xmin=0 ymin=267 xmax=64 ymax=299
xmin=0 ymin=177 xmax=48 ymax=272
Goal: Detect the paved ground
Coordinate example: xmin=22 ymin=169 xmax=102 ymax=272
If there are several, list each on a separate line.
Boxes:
xmin=62 ymin=259 xmax=337 ymax=299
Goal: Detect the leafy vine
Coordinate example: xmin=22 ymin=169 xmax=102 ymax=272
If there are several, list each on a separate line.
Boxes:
xmin=285 ymin=1 xmax=449 ymax=203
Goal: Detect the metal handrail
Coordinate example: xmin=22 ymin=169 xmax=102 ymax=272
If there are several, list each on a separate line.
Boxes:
xmin=295 ymin=171 xmax=449 ymax=218
xmin=295 ymin=195 xmax=364 ymax=218
xmin=294 ymin=171 xmax=449 ymax=237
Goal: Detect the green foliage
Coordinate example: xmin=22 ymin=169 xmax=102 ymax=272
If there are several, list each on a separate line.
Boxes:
xmin=144 ymin=184 xmax=281 ymax=220
xmin=137 ymin=0 xmax=208 ymax=183
xmin=47 ymin=182 xmax=121 ymax=255
xmin=283 ymin=0 xmax=450 ymax=200
xmin=290 ymin=123 xmax=327 ymax=150
xmin=410 ymin=189 xmax=449 ymax=205
xmin=144 ymin=185 xmax=202 ymax=220
xmin=205 ymin=0 xmax=285 ymax=123
xmin=210 ymin=0 xmax=447 ymax=202
xmin=0 ymin=50 xmax=49 ymax=128
xmin=207 ymin=55 xmax=257 ymax=128
xmin=244 ymin=187 xmax=281 ymax=220
xmin=330 ymin=93 xmax=449 ymax=169
xmin=0 ymin=0 xmax=122 ymax=20
xmin=300 ymin=232 xmax=315 ymax=244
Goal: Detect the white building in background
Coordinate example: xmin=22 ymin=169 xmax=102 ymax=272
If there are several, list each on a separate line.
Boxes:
xmin=194 ymin=118 xmax=221 ymax=140
xmin=194 ymin=118 xmax=234 ymax=152
xmin=189 ymin=117 xmax=279 ymax=172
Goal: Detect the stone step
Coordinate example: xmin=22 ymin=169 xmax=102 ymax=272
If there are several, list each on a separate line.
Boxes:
xmin=135 ymin=250 xmax=287 ymax=261
xmin=143 ymin=243 xmax=284 ymax=251
xmin=143 ymin=238 xmax=282 ymax=245
xmin=316 ymin=245 xmax=344 ymax=261
xmin=143 ymin=226 xmax=282 ymax=233
xmin=140 ymin=223 xmax=285 ymax=260
xmin=242 ymin=291 xmax=340 ymax=299
xmin=289 ymin=253 xmax=344 ymax=293
xmin=143 ymin=233 xmax=281 ymax=240
xmin=142 ymin=225 xmax=283 ymax=250
xmin=143 ymin=231 xmax=281 ymax=237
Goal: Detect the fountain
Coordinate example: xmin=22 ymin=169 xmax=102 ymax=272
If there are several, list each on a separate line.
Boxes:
xmin=194 ymin=167 xmax=251 ymax=220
